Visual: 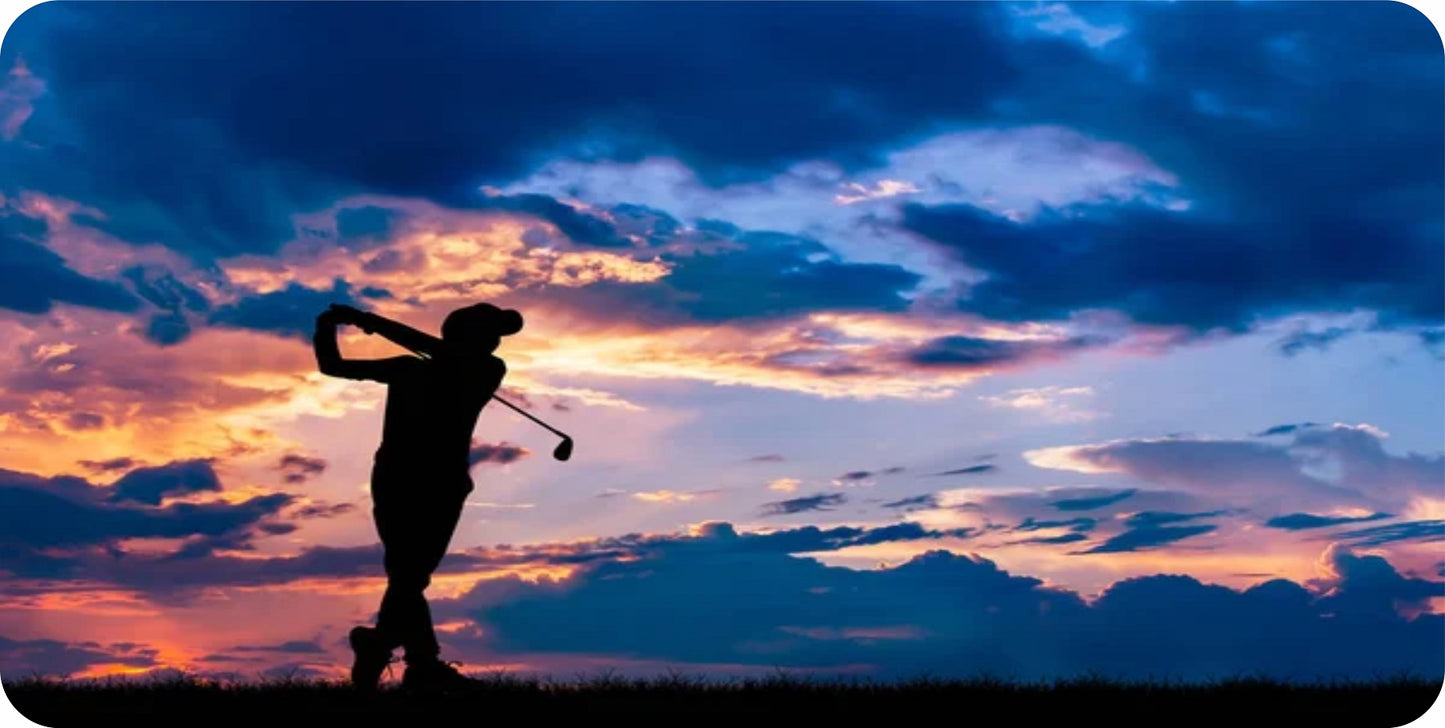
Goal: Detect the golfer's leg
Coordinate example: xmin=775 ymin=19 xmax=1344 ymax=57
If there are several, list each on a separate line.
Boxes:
xmin=401 ymin=493 xmax=466 ymax=663
xmin=376 ymin=499 xmax=430 ymax=653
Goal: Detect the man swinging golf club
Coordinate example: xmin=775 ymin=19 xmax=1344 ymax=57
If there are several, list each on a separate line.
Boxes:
xmin=313 ymin=300 xmax=538 ymax=691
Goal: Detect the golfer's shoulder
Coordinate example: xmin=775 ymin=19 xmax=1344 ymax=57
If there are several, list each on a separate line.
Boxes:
xmin=487 ymin=354 xmax=507 ymax=376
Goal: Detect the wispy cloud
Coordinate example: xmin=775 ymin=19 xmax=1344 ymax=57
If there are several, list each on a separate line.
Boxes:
xmin=980 ymin=385 xmax=1103 ymax=423
xmin=761 ymin=493 xmax=847 ymax=516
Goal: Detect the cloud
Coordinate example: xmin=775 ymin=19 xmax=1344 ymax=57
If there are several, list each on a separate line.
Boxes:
xmin=1011 ymin=532 xmax=1090 ymax=546
xmin=1025 ymin=425 xmax=1444 ymax=513
xmin=274 ymin=454 xmax=328 ymax=484
xmin=0 ymin=207 xmax=142 ymax=316
xmin=749 ymin=454 xmax=786 ymax=463
xmin=932 ymin=465 xmax=997 ymax=476
xmin=207 ymin=279 xmax=364 ymax=341
xmin=77 ymin=457 xmax=137 ymax=473
xmin=0 ymin=518 xmax=988 ymax=601
xmin=1276 ymin=326 xmax=1354 ymax=356
xmin=904 ymin=335 xmax=1110 ymax=371
xmin=106 ymin=459 xmax=222 ymax=505
xmin=231 ymin=640 xmax=324 ymax=654
xmin=1253 ymin=423 xmax=1320 ymax=438
xmin=0 ymin=465 xmax=290 ymax=550
xmin=1122 ymin=510 xmax=1233 ymax=528
xmin=902 ymin=199 xmax=1440 ymax=335
xmin=979 ymin=385 xmax=1103 ymax=423
xmin=0 ymin=57 xmax=45 ymax=140
xmin=761 ymin=493 xmax=848 ymax=516
xmin=1078 ymin=524 xmax=1218 ymax=554
xmin=440 ymin=536 xmax=1444 ymax=681
xmin=468 ymin=441 xmax=533 ymax=467
xmin=1009 ymin=2 xmax=1127 ymax=48
xmin=0 ymin=636 xmax=158 ymax=678
xmin=194 ymin=653 xmax=263 ymax=664
xmin=882 ymin=494 xmax=939 ymax=510
xmin=767 ymin=478 xmax=801 ymax=493
xmin=829 ymin=467 xmax=906 ymax=488
xmin=1265 ymin=512 xmax=1393 ymax=531
xmin=631 ymin=490 xmax=721 ymax=504
xmin=286 ymin=501 xmax=356 ymax=520
xmin=1048 ymin=489 xmax=1137 ymax=512
xmin=1014 ymin=517 xmax=1096 ymax=534
xmin=1328 ymin=520 xmax=1445 ymax=548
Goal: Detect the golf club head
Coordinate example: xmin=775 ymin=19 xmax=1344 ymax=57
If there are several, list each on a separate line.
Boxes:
xmin=553 ymin=436 xmax=574 ymax=462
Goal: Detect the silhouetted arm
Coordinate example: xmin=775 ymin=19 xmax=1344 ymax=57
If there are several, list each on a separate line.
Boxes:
xmin=331 ymin=305 xmax=443 ymax=359
xmin=313 ymin=309 xmax=417 ymax=382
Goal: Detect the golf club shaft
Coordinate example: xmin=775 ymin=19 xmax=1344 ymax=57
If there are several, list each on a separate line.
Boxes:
xmin=489 ymin=393 xmax=567 ymax=439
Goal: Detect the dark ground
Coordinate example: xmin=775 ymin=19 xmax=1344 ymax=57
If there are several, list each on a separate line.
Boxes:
xmin=4 ymin=673 xmax=1441 ymax=726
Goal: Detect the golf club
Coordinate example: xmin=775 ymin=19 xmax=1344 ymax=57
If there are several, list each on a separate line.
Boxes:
xmin=486 ymin=394 xmax=575 ymax=462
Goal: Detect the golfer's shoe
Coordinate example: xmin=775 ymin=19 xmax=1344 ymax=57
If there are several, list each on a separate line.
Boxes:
xmin=348 ymin=626 xmax=394 ymax=691
xmin=401 ymin=658 xmax=477 ymax=691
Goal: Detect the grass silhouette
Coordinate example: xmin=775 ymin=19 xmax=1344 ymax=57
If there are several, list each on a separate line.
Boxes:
xmin=4 ymin=670 xmax=1441 ymax=725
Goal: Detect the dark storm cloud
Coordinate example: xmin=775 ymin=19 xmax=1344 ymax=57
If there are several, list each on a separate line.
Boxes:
xmin=761 ymin=493 xmax=847 ymax=516
xmin=1048 ymin=489 xmax=1137 ymax=512
xmin=2 ymin=2 xmax=1431 ymax=349
xmin=900 ymin=2 xmax=1443 ymax=335
xmin=442 ymin=536 xmax=1445 ymax=682
xmin=1 ymin=2 xmax=1014 ymax=256
xmin=1265 ymin=512 xmax=1393 ymax=531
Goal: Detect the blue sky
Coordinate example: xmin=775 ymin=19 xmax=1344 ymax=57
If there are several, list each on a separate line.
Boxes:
xmin=0 ymin=1 xmax=1441 ymax=682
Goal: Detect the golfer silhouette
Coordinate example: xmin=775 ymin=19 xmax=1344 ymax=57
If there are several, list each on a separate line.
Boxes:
xmin=313 ymin=301 xmax=523 ymax=691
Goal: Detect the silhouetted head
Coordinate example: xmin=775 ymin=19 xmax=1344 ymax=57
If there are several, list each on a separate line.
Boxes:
xmin=442 ymin=303 xmax=523 ymax=357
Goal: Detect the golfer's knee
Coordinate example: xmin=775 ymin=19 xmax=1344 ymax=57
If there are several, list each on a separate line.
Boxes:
xmin=387 ymin=572 xmax=431 ymax=592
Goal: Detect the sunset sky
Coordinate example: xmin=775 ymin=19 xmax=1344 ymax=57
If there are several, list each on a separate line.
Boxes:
xmin=0 ymin=1 xmax=1442 ymax=684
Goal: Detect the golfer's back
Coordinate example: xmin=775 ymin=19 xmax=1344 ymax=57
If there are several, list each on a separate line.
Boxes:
xmin=373 ymin=354 xmax=506 ymax=484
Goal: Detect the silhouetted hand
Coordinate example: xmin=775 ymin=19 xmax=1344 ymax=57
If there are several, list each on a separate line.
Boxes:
xmin=328 ymin=304 xmax=376 ymax=333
